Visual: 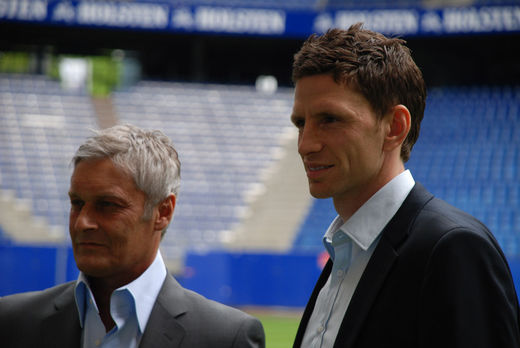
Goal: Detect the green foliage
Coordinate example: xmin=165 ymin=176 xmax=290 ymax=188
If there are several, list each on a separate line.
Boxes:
xmin=47 ymin=55 xmax=61 ymax=80
xmin=89 ymin=55 xmax=120 ymax=97
xmin=0 ymin=51 xmax=120 ymax=97
xmin=0 ymin=52 xmax=30 ymax=73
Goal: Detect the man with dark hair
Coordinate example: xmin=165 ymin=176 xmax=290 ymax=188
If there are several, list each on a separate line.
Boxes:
xmin=0 ymin=124 xmax=265 ymax=348
xmin=291 ymin=23 xmax=520 ymax=347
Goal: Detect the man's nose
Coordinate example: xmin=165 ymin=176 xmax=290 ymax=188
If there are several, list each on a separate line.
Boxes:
xmin=73 ymin=204 xmax=97 ymax=231
xmin=298 ymin=123 xmax=322 ymax=157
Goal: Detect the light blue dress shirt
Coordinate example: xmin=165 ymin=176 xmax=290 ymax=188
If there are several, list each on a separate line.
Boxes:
xmin=74 ymin=251 xmax=167 ymax=348
xmin=302 ymin=170 xmax=415 ymax=348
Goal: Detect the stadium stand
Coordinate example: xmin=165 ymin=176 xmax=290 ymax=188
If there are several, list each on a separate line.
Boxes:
xmin=292 ymin=85 xmax=520 ymax=259
xmin=412 ymin=85 xmax=520 ymax=257
xmin=111 ymin=80 xmax=301 ymax=264
xmin=1 ymin=75 xmax=518 ymax=260
xmin=1 ymin=0 xmax=519 ymax=321
xmin=0 ymin=74 xmax=97 ymax=243
xmin=1 ymin=73 xmax=519 ymax=304
xmin=0 ymin=73 xmax=307 ymax=268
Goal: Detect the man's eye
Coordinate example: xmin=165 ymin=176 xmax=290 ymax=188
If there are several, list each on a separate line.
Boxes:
xmin=323 ymin=115 xmax=337 ymax=123
xmin=99 ymin=201 xmax=119 ymax=208
xmin=70 ymin=199 xmax=83 ymax=207
xmin=70 ymin=199 xmax=84 ymax=212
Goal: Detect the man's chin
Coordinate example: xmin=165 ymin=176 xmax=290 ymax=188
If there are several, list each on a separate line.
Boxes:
xmin=75 ymin=259 xmax=112 ymax=277
xmin=309 ymin=188 xmax=333 ymax=199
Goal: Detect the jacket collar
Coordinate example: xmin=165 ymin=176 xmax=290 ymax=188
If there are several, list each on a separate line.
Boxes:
xmin=138 ymin=275 xmax=188 ymax=348
xmin=41 ymin=282 xmax=82 ymax=347
xmin=293 ymin=183 xmax=434 ymax=348
xmin=40 ymin=275 xmax=190 ymax=348
xmin=332 ymin=183 xmax=433 ymax=348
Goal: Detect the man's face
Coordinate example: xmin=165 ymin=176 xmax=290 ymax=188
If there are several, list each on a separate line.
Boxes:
xmin=291 ymin=74 xmax=387 ymax=205
xmin=69 ymin=158 xmax=161 ymax=285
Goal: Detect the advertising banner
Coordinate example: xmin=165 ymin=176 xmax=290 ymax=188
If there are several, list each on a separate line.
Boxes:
xmin=1 ymin=1 xmax=520 ymax=38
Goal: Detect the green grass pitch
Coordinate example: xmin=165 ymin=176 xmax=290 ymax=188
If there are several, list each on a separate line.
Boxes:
xmin=256 ymin=313 xmax=301 ymax=348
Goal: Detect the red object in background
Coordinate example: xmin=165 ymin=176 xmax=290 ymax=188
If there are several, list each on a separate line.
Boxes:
xmin=317 ymin=251 xmax=329 ymax=269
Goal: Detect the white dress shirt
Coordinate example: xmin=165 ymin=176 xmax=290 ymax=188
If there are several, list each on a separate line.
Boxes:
xmin=74 ymin=250 xmax=167 ymax=348
xmin=302 ymin=170 xmax=415 ymax=348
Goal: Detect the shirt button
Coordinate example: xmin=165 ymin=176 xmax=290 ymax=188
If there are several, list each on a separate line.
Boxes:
xmin=317 ymin=326 xmax=324 ymax=333
xmin=95 ymin=339 xmax=101 ymax=347
xmin=337 ymin=270 xmax=344 ymax=277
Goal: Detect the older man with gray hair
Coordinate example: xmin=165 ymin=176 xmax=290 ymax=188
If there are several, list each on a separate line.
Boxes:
xmin=0 ymin=124 xmax=265 ymax=348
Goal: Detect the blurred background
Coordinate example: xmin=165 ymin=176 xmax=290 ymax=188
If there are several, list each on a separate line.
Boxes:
xmin=1 ymin=0 xmax=519 ymax=346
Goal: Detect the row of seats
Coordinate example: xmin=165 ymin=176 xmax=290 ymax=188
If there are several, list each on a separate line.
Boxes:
xmin=0 ymin=74 xmax=97 ymax=236
xmin=0 ymin=74 xmax=295 ymax=262
xmin=1 ymin=74 xmax=518 ymax=260
xmin=112 ymin=80 xmax=295 ymax=256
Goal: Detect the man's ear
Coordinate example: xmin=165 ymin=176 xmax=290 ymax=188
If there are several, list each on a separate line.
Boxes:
xmin=383 ymin=104 xmax=411 ymax=152
xmin=154 ymin=194 xmax=175 ymax=232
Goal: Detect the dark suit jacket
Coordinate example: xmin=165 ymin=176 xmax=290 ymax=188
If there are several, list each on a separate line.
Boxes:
xmin=294 ymin=183 xmax=520 ymax=348
xmin=0 ymin=274 xmax=265 ymax=348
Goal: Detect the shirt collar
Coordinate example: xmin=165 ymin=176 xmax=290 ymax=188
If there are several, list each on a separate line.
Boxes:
xmin=324 ymin=170 xmax=415 ymax=255
xmin=74 ymin=274 xmax=91 ymax=328
xmin=74 ymin=250 xmax=167 ymax=333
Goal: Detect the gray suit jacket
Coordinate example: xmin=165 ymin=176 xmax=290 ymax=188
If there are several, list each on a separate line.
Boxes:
xmin=0 ymin=274 xmax=265 ymax=348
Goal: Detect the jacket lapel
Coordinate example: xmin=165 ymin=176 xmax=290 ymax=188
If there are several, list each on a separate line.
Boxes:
xmin=37 ymin=275 xmax=191 ymax=348
xmin=139 ymin=275 xmax=188 ymax=348
xmin=41 ymin=283 xmax=81 ymax=347
xmin=293 ymin=260 xmax=333 ymax=347
xmin=333 ymin=236 xmax=398 ymax=348
xmin=333 ymin=183 xmax=433 ymax=348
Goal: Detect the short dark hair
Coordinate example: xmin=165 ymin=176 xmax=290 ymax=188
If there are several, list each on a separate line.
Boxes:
xmin=292 ymin=23 xmax=426 ymax=162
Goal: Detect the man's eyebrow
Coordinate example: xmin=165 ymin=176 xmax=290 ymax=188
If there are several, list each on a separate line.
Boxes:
xmin=67 ymin=191 xmax=124 ymax=200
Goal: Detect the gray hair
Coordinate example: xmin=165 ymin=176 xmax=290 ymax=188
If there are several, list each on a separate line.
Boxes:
xmin=72 ymin=124 xmax=180 ymax=236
